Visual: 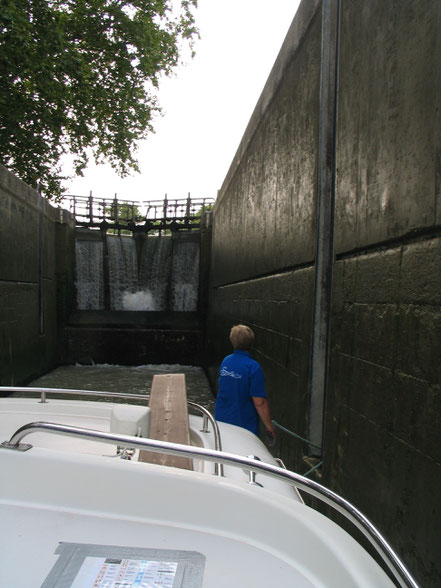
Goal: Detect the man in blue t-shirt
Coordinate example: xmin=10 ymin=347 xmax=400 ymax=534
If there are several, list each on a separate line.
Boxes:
xmin=215 ymin=325 xmax=276 ymax=443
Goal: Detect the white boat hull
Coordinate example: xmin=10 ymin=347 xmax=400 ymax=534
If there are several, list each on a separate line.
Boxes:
xmin=1 ymin=444 xmax=394 ymax=587
xmin=0 ymin=393 xmax=411 ymax=587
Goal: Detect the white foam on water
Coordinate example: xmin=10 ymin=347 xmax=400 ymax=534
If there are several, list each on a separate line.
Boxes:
xmin=122 ymin=289 xmax=158 ymax=311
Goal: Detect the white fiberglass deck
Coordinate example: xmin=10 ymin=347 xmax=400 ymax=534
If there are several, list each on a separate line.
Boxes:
xmin=0 ymin=444 xmax=395 ymax=588
xmin=0 ymin=393 xmax=411 ymax=587
xmin=0 ymin=396 xmax=299 ymax=498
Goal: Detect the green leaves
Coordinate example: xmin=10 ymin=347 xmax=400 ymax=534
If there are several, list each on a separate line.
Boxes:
xmin=0 ymin=0 xmax=198 ymax=199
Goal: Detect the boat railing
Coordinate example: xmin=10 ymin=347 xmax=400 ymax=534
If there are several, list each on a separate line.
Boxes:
xmin=1 ymin=419 xmax=418 ymax=588
xmin=0 ymin=386 xmax=223 ymax=475
xmin=187 ymin=400 xmax=223 ymax=476
xmin=4 ymin=386 xmax=151 ymax=404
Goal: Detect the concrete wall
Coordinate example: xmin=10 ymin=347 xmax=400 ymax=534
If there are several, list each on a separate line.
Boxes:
xmin=0 ymin=165 xmax=75 ymax=386
xmin=207 ymin=1 xmax=441 ymax=585
xmin=207 ymin=0 xmax=321 ymax=473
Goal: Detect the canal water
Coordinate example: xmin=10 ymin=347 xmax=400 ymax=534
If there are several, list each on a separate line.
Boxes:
xmin=29 ymin=363 xmax=215 ymax=413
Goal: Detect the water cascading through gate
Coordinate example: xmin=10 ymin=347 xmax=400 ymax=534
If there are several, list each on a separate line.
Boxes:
xmin=170 ymin=240 xmax=200 ymax=311
xmin=137 ymin=236 xmax=173 ymax=311
xmin=107 ymin=234 xmax=138 ymax=310
xmin=75 ymin=238 xmax=104 ymax=310
xmin=75 ymin=233 xmax=200 ymax=312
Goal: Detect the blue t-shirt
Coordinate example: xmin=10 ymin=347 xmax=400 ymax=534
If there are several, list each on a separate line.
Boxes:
xmin=214 ymin=349 xmax=267 ymax=436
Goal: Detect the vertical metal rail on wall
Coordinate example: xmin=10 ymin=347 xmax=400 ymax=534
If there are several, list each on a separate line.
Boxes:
xmin=38 ymin=191 xmax=45 ymax=335
xmin=307 ymin=0 xmax=341 ymax=454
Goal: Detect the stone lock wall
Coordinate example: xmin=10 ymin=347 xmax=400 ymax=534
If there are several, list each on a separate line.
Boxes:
xmin=207 ymin=1 xmax=441 ymax=585
xmin=0 ymin=165 xmax=75 ymax=385
xmin=207 ymin=0 xmax=322 ymax=473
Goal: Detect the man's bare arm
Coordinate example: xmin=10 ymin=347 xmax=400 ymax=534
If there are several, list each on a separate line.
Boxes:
xmin=252 ymin=397 xmax=275 ymax=432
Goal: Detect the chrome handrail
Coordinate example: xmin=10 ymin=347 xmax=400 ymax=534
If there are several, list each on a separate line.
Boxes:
xmin=0 ymin=387 xmax=224 ymax=475
xmin=0 ymin=386 xmax=149 ymax=404
xmin=1 ymin=421 xmax=418 ymax=588
xmin=188 ymin=400 xmax=223 ymax=476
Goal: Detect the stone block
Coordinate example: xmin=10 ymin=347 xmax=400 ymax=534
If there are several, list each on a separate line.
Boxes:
xmin=396 ymin=305 xmax=441 ymax=384
xmin=255 ymin=327 xmax=290 ymax=368
xmin=400 ymin=238 xmax=441 ymax=305
xmin=286 ymin=336 xmax=306 ymax=379
xmin=355 ymin=249 xmax=401 ymax=303
xmin=331 ymin=260 xmax=345 ymax=314
xmin=404 ymin=454 xmax=441 ymax=587
xmin=348 ymin=359 xmax=395 ymax=429
xmin=331 ymin=301 xmax=355 ymax=357
xmin=390 ymin=374 xmax=441 ymax=464
xmin=328 ymin=350 xmax=354 ymax=410
xmin=352 ymin=302 xmax=398 ymax=368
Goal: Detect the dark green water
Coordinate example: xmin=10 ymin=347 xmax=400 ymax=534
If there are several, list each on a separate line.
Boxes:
xmin=29 ymin=364 xmax=215 ymax=412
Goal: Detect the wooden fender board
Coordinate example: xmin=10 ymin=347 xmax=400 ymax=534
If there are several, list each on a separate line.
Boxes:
xmin=139 ymin=373 xmax=193 ymax=470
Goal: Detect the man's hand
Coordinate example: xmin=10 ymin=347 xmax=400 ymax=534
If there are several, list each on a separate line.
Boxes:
xmin=265 ymin=429 xmax=276 ymax=448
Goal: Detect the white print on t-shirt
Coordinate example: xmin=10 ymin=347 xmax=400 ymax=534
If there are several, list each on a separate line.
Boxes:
xmin=220 ymin=367 xmax=242 ymax=379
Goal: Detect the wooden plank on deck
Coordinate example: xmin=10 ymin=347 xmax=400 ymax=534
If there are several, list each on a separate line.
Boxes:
xmin=139 ymin=374 xmax=193 ymax=470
